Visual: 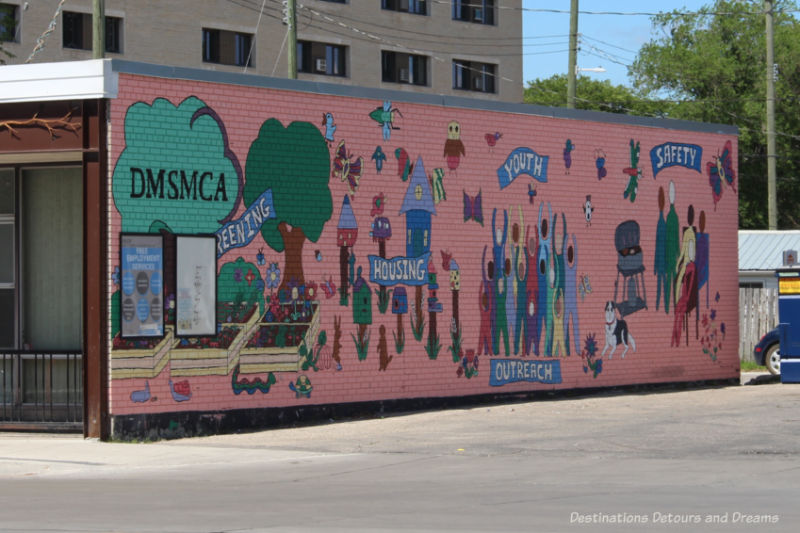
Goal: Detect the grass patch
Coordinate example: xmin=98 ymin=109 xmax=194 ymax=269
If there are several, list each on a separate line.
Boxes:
xmin=740 ymin=360 xmax=768 ymax=372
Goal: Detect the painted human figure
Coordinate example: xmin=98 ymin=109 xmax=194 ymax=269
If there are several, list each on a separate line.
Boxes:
xmin=654 ymin=186 xmax=669 ymax=313
xmin=507 ymin=208 xmax=523 ymax=353
xmin=564 ymin=233 xmax=580 ymax=355
xmin=524 ymin=225 xmax=540 ymax=356
xmin=492 ymin=209 xmax=509 ymax=355
xmin=514 ymin=243 xmax=529 ymax=355
xmin=536 ymin=202 xmax=553 ymax=355
xmin=696 ymin=210 xmax=710 ymax=307
xmin=672 ymin=260 xmax=697 ymax=346
xmin=477 ymin=246 xmax=494 ymax=355
xmin=675 ymin=204 xmax=697 ymax=300
xmin=551 ymin=289 xmax=566 ymax=356
xmin=493 ymin=257 xmax=510 ymax=356
xmin=551 ymin=213 xmax=568 ymax=355
xmin=665 ymin=181 xmax=680 ymax=311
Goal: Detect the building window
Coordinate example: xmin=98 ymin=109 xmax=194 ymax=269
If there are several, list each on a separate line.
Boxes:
xmin=0 ymin=3 xmax=19 ymax=43
xmin=62 ymin=11 xmax=123 ymax=53
xmin=382 ymin=0 xmax=427 ymax=15
xmin=202 ymin=28 xmax=253 ymax=67
xmin=453 ymin=60 xmax=496 ymax=93
xmin=739 ymin=282 xmax=764 ymax=289
xmin=0 ymin=167 xmax=83 ymax=351
xmin=452 ymin=0 xmax=495 ymax=25
xmin=298 ymin=41 xmax=346 ymax=77
xmin=382 ymin=51 xmax=428 ymax=86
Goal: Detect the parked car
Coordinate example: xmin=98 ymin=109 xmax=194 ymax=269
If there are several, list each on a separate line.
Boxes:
xmin=753 ymin=327 xmax=781 ymax=375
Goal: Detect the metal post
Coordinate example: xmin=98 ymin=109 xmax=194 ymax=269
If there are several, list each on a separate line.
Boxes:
xmin=765 ymin=0 xmax=777 ymax=229
xmin=92 ymin=0 xmax=104 ymax=59
xmin=288 ymin=0 xmax=297 ymax=79
xmin=567 ymin=0 xmax=579 ymax=108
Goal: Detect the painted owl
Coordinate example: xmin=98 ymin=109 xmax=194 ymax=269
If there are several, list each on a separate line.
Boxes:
xmin=443 ymin=121 xmax=466 ymax=173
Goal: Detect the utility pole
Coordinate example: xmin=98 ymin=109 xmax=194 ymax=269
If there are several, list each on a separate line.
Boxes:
xmin=567 ymin=0 xmax=579 ymax=109
xmin=765 ymin=0 xmax=777 ymax=229
xmin=287 ymin=0 xmax=297 ymax=79
xmin=93 ymin=0 xmax=105 ymax=59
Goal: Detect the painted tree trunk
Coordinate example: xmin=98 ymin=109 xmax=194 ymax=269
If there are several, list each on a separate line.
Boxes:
xmin=278 ymin=223 xmax=306 ymax=293
xmin=339 ymin=246 xmax=349 ymax=304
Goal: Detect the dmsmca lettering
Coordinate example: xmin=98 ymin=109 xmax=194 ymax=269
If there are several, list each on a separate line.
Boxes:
xmin=130 ymin=168 xmax=229 ymax=201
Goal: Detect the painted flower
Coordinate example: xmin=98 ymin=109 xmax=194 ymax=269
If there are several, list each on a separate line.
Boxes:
xmin=111 ymin=265 xmax=120 ymax=287
xmin=305 ymin=281 xmax=318 ymax=301
xmin=266 ymin=262 xmax=281 ymax=289
xmin=234 ymin=268 xmax=243 ymax=282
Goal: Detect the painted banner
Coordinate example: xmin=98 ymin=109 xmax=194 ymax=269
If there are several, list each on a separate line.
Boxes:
xmin=497 ymin=147 xmax=549 ymax=189
xmin=489 ymin=358 xmax=562 ymax=386
xmin=215 ymin=189 xmax=275 ymax=257
xmin=368 ymin=252 xmax=431 ymax=286
xmin=649 ymin=142 xmax=702 ymax=178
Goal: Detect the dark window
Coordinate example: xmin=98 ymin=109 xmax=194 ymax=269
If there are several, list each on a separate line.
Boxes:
xmin=202 ymin=28 xmax=253 ymax=67
xmin=452 ymin=0 xmax=495 ymax=25
xmin=382 ymin=51 xmax=428 ymax=86
xmin=382 ymin=0 xmax=427 ymax=15
xmin=297 ymin=41 xmax=346 ymax=77
xmin=62 ymin=11 xmax=123 ymax=53
xmin=452 ymin=60 xmax=496 ymax=93
xmin=739 ymin=282 xmax=765 ymax=289
xmin=0 ymin=3 xmax=18 ymax=43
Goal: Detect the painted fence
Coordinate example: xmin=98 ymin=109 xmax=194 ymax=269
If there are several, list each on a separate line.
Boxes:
xmin=105 ymin=69 xmax=740 ymax=437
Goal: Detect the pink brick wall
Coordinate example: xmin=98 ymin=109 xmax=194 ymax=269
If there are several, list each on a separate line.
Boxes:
xmin=106 ymin=72 xmax=739 ymax=419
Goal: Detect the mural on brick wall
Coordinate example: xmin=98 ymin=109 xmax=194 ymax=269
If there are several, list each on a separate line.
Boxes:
xmin=107 ymin=83 xmax=737 ymax=417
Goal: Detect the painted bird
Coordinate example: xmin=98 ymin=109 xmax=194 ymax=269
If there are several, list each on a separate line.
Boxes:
xmin=322 ymin=112 xmax=336 ymax=144
xmin=443 ymin=121 xmax=466 ymax=173
xmin=485 ymin=131 xmax=502 ymax=149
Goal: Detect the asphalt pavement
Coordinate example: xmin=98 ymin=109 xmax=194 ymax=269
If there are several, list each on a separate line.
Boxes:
xmin=0 ymin=372 xmax=797 ymax=533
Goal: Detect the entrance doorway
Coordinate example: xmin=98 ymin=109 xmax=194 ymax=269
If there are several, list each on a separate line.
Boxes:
xmin=1 ymin=166 xmax=83 ymax=428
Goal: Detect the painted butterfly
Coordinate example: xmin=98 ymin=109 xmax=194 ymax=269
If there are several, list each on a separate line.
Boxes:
xmin=463 ymin=190 xmax=483 ymax=226
xmin=333 ymin=140 xmax=364 ymax=197
xmin=707 ymin=140 xmax=736 ymax=210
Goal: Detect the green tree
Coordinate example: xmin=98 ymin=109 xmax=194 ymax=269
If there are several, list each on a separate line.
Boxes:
xmin=629 ymin=0 xmax=800 ymax=228
xmin=243 ymin=118 xmax=333 ymax=292
xmin=524 ymin=74 xmax=666 ymax=116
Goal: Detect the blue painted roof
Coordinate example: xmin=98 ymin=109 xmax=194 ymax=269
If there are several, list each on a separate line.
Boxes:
xmin=399 ymin=156 xmax=436 ymax=215
xmin=336 ymin=195 xmax=357 ymax=229
xmin=739 ymin=230 xmax=800 ymax=271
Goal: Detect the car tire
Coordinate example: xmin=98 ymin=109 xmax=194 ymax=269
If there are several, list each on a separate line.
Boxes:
xmin=765 ymin=343 xmax=781 ymax=376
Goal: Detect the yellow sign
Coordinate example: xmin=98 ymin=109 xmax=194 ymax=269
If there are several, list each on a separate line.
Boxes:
xmin=779 ymin=278 xmax=800 ymax=295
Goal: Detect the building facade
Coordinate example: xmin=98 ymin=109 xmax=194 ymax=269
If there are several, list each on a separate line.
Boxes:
xmin=1 ymin=59 xmax=739 ymax=439
xmin=0 ymin=0 xmax=523 ymax=102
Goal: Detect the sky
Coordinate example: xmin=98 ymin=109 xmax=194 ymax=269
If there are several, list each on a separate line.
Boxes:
xmin=522 ymin=0 xmax=713 ymax=88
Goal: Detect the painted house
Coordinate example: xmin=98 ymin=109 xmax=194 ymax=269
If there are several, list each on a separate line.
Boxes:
xmin=1 ymin=59 xmax=740 ymax=440
xmin=399 ymin=156 xmax=436 ymax=258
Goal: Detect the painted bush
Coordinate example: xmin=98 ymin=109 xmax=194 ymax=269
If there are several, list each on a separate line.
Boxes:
xmin=107 ymin=73 xmax=739 ymax=425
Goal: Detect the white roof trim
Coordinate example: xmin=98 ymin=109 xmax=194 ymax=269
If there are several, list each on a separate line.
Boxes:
xmin=0 ymin=59 xmax=117 ymax=103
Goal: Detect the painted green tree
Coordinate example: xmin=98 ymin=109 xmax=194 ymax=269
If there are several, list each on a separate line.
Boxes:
xmin=244 ymin=118 xmax=332 ymax=292
xmin=629 ymin=0 xmax=800 ymax=228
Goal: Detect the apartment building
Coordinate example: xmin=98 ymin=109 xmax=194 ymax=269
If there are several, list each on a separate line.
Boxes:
xmin=0 ymin=0 xmax=523 ymax=102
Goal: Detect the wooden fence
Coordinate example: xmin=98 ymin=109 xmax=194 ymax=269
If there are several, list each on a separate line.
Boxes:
xmin=739 ymin=287 xmax=779 ymax=362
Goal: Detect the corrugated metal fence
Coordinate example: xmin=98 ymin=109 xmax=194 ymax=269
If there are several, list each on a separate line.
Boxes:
xmin=739 ymin=288 xmax=779 ymax=362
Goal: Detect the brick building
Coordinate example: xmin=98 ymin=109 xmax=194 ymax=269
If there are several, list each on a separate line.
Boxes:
xmin=0 ymin=59 xmax=739 ymax=439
